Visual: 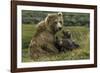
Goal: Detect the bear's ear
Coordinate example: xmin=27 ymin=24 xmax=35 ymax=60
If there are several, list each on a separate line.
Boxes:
xmin=45 ymin=14 xmax=51 ymax=24
xmin=58 ymin=12 xmax=63 ymax=16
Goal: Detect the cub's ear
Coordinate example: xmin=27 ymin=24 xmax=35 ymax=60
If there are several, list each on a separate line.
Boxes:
xmin=58 ymin=12 xmax=63 ymax=16
xmin=62 ymin=30 xmax=70 ymax=34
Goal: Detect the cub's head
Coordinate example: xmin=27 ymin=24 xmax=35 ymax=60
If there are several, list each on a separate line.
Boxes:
xmin=45 ymin=12 xmax=63 ymax=33
xmin=62 ymin=30 xmax=71 ymax=39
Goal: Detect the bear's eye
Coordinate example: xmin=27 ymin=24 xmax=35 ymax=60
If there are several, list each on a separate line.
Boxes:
xmin=59 ymin=21 xmax=62 ymax=24
xmin=53 ymin=21 xmax=57 ymax=24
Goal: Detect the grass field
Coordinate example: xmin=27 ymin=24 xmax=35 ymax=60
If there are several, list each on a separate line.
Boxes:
xmin=22 ymin=24 xmax=90 ymax=62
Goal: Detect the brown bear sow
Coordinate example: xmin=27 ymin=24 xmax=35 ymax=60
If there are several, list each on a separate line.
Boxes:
xmin=29 ymin=12 xmax=63 ymax=59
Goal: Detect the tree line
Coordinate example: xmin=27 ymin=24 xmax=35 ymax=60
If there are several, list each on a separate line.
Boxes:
xmin=22 ymin=10 xmax=90 ymax=27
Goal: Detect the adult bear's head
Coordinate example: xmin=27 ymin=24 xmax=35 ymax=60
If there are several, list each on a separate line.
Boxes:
xmin=45 ymin=12 xmax=63 ymax=34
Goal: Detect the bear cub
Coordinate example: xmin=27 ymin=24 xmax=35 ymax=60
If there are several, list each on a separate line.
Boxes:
xmin=55 ymin=30 xmax=79 ymax=52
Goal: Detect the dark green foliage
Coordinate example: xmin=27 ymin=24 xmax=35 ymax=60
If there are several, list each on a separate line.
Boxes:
xmin=22 ymin=10 xmax=90 ymax=27
xmin=63 ymin=13 xmax=90 ymax=26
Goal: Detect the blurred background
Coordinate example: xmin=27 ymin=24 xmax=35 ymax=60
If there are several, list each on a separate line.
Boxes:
xmin=22 ymin=10 xmax=90 ymax=27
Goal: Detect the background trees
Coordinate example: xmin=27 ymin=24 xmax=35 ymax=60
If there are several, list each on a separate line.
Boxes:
xmin=22 ymin=10 xmax=90 ymax=27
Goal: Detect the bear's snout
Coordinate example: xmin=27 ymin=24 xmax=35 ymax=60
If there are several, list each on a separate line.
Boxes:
xmin=59 ymin=27 xmax=62 ymax=30
xmin=57 ymin=22 xmax=62 ymax=30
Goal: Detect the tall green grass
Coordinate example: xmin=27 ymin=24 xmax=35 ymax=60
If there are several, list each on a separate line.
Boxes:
xmin=22 ymin=24 xmax=90 ymax=62
xmin=22 ymin=24 xmax=37 ymax=49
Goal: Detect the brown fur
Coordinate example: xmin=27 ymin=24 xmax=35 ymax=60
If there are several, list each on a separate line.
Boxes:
xmin=29 ymin=12 xmax=63 ymax=59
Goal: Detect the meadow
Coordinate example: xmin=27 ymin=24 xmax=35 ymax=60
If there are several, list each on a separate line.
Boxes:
xmin=22 ymin=24 xmax=90 ymax=62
